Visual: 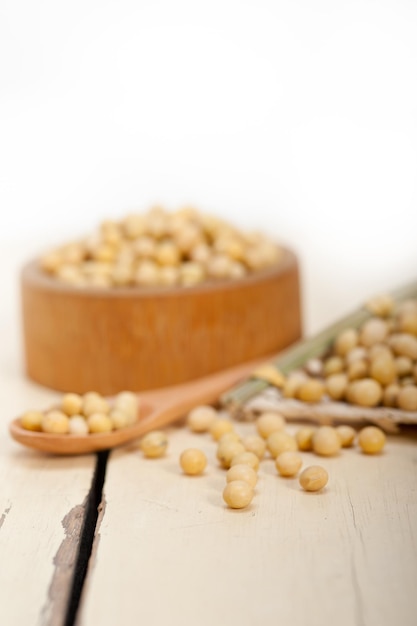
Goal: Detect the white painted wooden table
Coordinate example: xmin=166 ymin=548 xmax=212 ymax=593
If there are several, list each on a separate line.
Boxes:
xmin=1 ymin=248 xmax=416 ymax=626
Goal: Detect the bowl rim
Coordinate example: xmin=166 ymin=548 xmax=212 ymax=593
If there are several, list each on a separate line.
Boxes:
xmin=21 ymin=245 xmax=297 ymax=300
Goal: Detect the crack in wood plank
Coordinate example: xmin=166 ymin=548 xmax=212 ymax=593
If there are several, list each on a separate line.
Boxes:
xmin=350 ymin=553 xmax=366 ymax=626
xmin=35 ymin=451 xmax=109 ymax=626
xmin=75 ymin=495 xmax=107 ymax=626
xmin=0 ymin=504 xmax=12 ymax=529
xmin=39 ymin=499 xmax=87 ymax=626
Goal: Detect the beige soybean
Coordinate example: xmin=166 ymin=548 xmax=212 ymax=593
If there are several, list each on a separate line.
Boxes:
xmin=334 ymin=329 xmax=358 ymax=356
xmin=395 ymin=356 xmax=413 ymax=378
xmin=187 ymin=405 xmax=218 ymax=433
xmin=226 ymin=464 xmax=258 ymax=488
xmin=123 ymin=214 xmax=146 ymax=239
xmin=347 ymin=359 xmax=369 ymax=381
xmin=295 ymin=426 xmax=316 ymax=451
xmin=175 ymin=223 xmax=202 ymax=254
xmin=275 ymin=451 xmax=303 ymax=477
xmin=368 ymin=344 xmax=392 ymax=362
xmin=42 ymin=410 xmax=70 ymax=434
xmin=345 ymin=347 xmax=368 ymax=366
xmin=398 ymin=311 xmax=417 ymax=336
xmin=210 ymin=418 xmax=234 ymax=441
xmin=326 ymin=373 xmax=348 ymax=400
xmin=383 ymin=383 xmax=400 ymax=407
xmin=21 ymin=410 xmax=44 ymax=432
xmin=88 ymin=273 xmax=112 ymax=289
xmin=296 ymin=379 xmax=325 ymax=403
xmin=69 ymin=415 xmax=89 ymax=435
xmin=56 ymin=264 xmax=84 ymax=286
xmin=87 ymin=413 xmax=113 ymax=434
xmin=111 ymin=264 xmax=133 ymax=287
xmin=135 ymin=260 xmax=160 ymax=286
xmin=267 ymin=431 xmax=297 ymax=458
xmin=159 ymin=265 xmax=180 ymax=286
xmin=190 ymin=242 xmax=211 ymax=264
xmin=397 ymin=300 xmax=417 ymax=318
xmin=140 ymin=430 xmax=168 ymax=458
xmin=370 ymin=354 xmax=396 ymax=386
xmin=388 ymin=333 xmax=417 ymax=360
xmin=282 ymin=376 xmax=303 ymax=398
xmin=40 ymin=251 xmax=63 ymax=274
xmin=92 ymin=243 xmax=116 ymax=263
xmin=312 ymin=426 xmax=341 ymax=457
xmin=82 ymin=392 xmax=110 ymax=418
xmin=305 ymin=358 xmax=324 ymax=378
xmin=61 ymin=393 xmax=83 ymax=417
xmin=241 ymin=434 xmax=266 ymax=459
xmin=230 ymin=451 xmax=260 ymax=471
xmin=155 ymin=241 xmax=180 ymax=266
xmin=109 ymin=409 xmax=130 ymax=430
xmin=206 ymin=254 xmax=234 ymax=279
xmin=323 ymin=356 xmax=345 ymax=377
xmin=179 ymin=449 xmax=207 ymax=475
xmin=365 ymin=294 xmax=394 ymax=317
xmin=299 ymin=466 xmax=329 ymax=492
xmin=228 ymin=261 xmax=246 ymax=279
xmin=335 ymin=425 xmax=356 ymax=448
xmin=114 ymin=391 xmax=139 ymax=423
xmin=217 ymin=441 xmax=245 ymax=469
xmin=133 ymin=236 xmax=156 ymax=259
xmin=360 ymin=318 xmax=389 ymax=347
xmin=256 ymin=412 xmax=286 ymax=439
xmin=223 ymin=480 xmax=254 ymax=509
xmin=180 ymin=262 xmax=206 ymax=286
xmin=397 ymin=386 xmax=417 ymax=411
xmin=346 ymin=378 xmax=382 ymax=407
xmin=358 ymin=426 xmax=386 ymax=454
xmin=147 ymin=210 xmax=170 ymax=239
xmin=218 ymin=432 xmax=242 ymax=445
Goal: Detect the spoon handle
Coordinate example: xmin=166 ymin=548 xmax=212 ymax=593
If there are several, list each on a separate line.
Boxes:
xmin=9 ymin=355 xmax=272 ymax=455
xmin=133 ymin=356 xmax=270 ymax=436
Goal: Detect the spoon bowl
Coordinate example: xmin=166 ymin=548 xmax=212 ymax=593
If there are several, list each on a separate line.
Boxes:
xmin=9 ymin=357 xmax=268 ymax=455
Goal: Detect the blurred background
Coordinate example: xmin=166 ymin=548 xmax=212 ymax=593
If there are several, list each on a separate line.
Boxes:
xmin=1 ymin=0 xmax=416 ymax=338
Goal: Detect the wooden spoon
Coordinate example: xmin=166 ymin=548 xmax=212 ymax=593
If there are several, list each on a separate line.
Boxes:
xmin=9 ymin=357 xmax=267 ymax=455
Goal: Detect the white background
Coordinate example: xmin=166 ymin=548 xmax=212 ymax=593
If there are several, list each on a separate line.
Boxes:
xmin=1 ymin=0 xmax=417 ymax=333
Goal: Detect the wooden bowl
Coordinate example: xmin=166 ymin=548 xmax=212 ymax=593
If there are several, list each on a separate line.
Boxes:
xmin=21 ymin=246 xmax=301 ymax=395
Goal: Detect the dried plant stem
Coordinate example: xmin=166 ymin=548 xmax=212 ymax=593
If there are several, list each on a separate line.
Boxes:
xmin=221 ymin=280 xmax=417 ymax=421
xmin=221 ymin=308 xmax=371 ymax=411
xmin=242 ymin=395 xmax=417 ymax=433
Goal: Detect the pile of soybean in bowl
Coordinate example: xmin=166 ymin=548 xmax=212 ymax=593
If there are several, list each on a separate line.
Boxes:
xmin=39 ymin=206 xmax=282 ymax=289
xmin=281 ymin=295 xmax=417 ymax=412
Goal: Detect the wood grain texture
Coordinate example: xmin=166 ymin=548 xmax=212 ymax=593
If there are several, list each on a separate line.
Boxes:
xmin=21 ymin=247 xmax=301 ymax=395
xmin=0 ymin=246 xmax=97 ymax=626
xmin=78 ymin=423 xmax=417 ymax=626
xmin=3 ymin=244 xmax=417 ymax=626
xmin=0 ymin=436 xmax=96 ymax=626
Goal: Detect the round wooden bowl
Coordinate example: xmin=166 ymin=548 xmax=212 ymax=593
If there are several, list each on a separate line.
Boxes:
xmin=21 ymin=246 xmax=301 ymax=395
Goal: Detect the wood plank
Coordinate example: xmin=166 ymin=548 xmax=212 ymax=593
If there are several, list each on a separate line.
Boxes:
xmin=79 ymin=421 xmax=417 ymax=626
xmin=0 ymin=437 xmax=97 ymax=625
xmin=0 ymin=245 xmax=97 ymax=625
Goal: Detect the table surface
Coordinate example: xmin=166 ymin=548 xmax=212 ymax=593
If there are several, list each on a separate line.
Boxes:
xmin=1 ymin=249 xmax=416 ymax=626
